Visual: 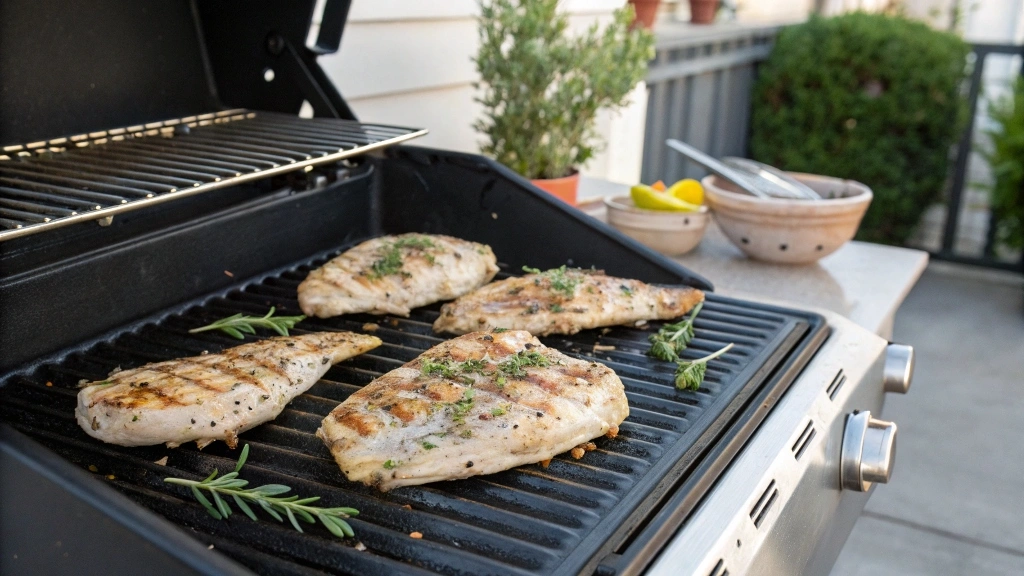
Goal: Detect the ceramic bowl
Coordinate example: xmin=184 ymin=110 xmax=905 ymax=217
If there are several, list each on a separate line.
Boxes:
xmin=604 ymin=195 xmax=709 ymax=256
xmin=702 ymin=172 xmax=872 ymax=264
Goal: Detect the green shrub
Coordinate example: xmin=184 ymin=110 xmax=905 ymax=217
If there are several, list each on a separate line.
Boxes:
xmin=981 ymin=78 xmax=1024 ymax=250
xmin=749 ymin=13 xmax=970 ymax=244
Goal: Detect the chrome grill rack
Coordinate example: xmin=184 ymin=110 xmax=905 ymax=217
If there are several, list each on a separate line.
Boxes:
xmin=0 ymin=110 xmax=427 ymax=241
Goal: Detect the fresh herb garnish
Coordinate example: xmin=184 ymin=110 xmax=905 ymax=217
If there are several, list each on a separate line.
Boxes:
xmin=459 ymin=429 xmax=473 ymax=439
xmin=550 ymin=304 xmax=564 ymax=312
xmin=673 ymin=344 xmax=734 ymax=390
xmin=620 ymin=285 xmax=633 ymax=297
xmin=647 ymin=302 xmax=703 ymax=363
xmin=165 ymin=445 xmax=357 ymax=538
xmin=421 ymin=441 xmax=437 ymax=450
xmin=449 ymin=388 xmax=475 ymax=424
xmin=491 ymin=406 xmax=506 ymax=416
xmin=366 ymin=236 xmax=438 ymax=280
xmin=383 ymin=459 xmax=398 ymax=470
xmin=420 ymin=358 xmax=457 ymax=378
xmin=521 ymin=265 xmax=581 ymax=296
xmin=493 ymin=328 xmax=509 ymax=333
xmin=498 ymin=350 xmax=550 ymax=378
xmin=188 ymin=307 xmax=305 ymax=340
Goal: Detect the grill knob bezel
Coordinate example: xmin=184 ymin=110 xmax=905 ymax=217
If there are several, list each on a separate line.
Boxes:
xmin=840 ymin=410 xmax=898 ymax=491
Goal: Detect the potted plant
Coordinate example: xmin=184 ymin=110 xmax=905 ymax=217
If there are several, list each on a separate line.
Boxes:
xmin=474 ymin=0 xmax=654 ymax=204
xmin=981 ymin=78 xmax=1024 ymax=260
xmin=689 ymin=0 xmax=719 ymax=24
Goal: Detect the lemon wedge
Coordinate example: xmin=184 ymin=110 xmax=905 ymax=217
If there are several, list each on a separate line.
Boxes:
xmin=667 ymin=179 xmax=704 ymax=205
xmin=631 ymin=184 xmax=699 ymax=212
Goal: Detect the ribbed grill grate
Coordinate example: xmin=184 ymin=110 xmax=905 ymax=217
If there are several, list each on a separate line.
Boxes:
xmin=0 ymin=110 xmax=426 ymax=241
xmin=0 ymin=254 xmax=813 ymax=576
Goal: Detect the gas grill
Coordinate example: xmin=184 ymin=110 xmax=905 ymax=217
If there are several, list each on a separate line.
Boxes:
xmin=0 ymin=2 xmax=913 ymax=575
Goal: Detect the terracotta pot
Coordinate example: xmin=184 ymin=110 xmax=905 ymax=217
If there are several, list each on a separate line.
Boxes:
xmin=702 ymin=172 xmax=873 ymax=264
xmin=628 ymin=0 xmax=661 ymax=29
xmin=689 ymin=0 xmax=718 ymax=24
xmin=531 ymin=171 xmax=579 ymax=205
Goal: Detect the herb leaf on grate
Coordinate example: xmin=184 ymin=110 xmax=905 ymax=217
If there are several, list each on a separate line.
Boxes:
xmin=165 ymin=444 xmax=358 ymax=538
xmin=188 ymin=307 xmax=306 ymax=339
xmin=647 ymin=302 xmax=703 ymax=363
xmin=674 ymin=343 xmax=734 ymax=391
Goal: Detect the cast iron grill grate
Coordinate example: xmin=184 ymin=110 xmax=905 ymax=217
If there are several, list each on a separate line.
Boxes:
xmin=0 ymin=110 xmax=426 ymax=241
xmin=0 ymin=252 xmax=816 ymax=576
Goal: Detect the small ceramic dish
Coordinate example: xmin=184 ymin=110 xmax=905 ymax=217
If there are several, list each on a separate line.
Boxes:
xmin=604 ymin=196 xmax=709 ymax=256
xmin=702 ymin=172 xmax=872 ymax=264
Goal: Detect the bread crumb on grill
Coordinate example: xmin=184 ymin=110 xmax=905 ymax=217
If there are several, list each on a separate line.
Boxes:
xmin=88 ymin=464 xmax=99 ymax=473
xmin=45 ymin=381 xmax=53 ymax=387
xmin=224 ymin=270 xmax=234 ymax=277
xmin=354 ymin=542 xmax=367 ymax=551
xmin=606 ymin=425 xmax=619 ymax=439
xmin=208 ymin=544 xmax=215 ymax=550
xmin=105 ymin=474 xmax=116 ymax=480
xmin=154 ymin=456 xmax=169 ymax=466
xmin=409 ymin=532 xmax=423 ymax=539
xmin=634 ymin=320 xmax=648 ymax=327
xmin=593 ymin=344 xmax=616 ymax=352
xmin=388 ymin=318 xmax=400 ymax=327
xmin=402 ymin=504 xmax=412 ymax=510
xmin=539 ymin=459 xmax=552 ymax=468
xmin=570 ymin=442 xmax=597 ymax=459
xmin=600 ymin=328 xmax=612 ymax=335
xmin=362 ymin=323 xmax=380 ymax=332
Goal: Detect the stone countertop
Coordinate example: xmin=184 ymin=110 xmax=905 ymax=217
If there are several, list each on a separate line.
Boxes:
xmin=577 ymin=177 xmax=929 ymax=338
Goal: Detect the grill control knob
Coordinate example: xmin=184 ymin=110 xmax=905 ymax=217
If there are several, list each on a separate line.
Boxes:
xmin=883 ymin=343 xmax=915 ymax=394
xmin=841 ymin=411 xmax=897 ymax=492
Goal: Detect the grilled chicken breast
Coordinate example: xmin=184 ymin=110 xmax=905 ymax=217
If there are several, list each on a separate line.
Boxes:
xmin=317 ymin=330 xmax=628 ymax=491
xmin=77 ymin=332 xmax=381 ymax=448
xmin=433 ymin=267 xmax=705 ymax=336
xmin=298 ymin=234 xmax=499 ymax=318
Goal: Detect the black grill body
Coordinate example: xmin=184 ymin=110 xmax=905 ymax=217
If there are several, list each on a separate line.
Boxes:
xmin=1 ymin=147 xmax=826 ymax=576
xmin=1 ymin=1 xmax=827 ymax=575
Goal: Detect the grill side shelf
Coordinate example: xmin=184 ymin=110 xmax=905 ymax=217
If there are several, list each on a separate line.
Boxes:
xmin=0 ymin=256 xmax=823 ymax=576
xmin=0 ymin=109 xmax=426 ymax=241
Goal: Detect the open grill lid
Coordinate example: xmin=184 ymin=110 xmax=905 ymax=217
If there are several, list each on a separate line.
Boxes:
xmin=0 ymin=0 xmax=428 ymax=241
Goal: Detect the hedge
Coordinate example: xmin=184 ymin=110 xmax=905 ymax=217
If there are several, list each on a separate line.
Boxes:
xmin=750 ymin=13 xmax=970 ymax=244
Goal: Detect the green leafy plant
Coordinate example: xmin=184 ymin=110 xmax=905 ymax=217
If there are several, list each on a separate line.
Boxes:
xmin=474 ymin=0 xmax=654 ymax=180
xmin=980 ymin=78 xmax=1024 ymax=250
xmin=750 ymin=12 xmax=969 ymax=244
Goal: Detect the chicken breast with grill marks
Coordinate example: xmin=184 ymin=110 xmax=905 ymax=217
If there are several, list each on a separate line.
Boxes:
xmin=76 ymin=332 xmax=381 ymax=448
xmin=433 ymin=267 xmax=704 ymax=336
xmin=317 ymin=330 xmax=628 ymax=491
xmin=298 ymin=234 xmax=499 ymax=318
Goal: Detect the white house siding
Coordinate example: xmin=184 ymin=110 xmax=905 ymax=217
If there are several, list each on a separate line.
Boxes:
xmin=314 ymin=0 xmax=648 ymax=184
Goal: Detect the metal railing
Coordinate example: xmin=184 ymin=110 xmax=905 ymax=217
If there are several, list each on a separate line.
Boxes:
xmin=935 ymin=42 xmax=1024 ymax=272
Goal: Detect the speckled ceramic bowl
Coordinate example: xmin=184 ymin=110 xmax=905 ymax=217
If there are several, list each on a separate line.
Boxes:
xmin=604 ymin=196 xmax=709 ymax=256
xmin=702 ymin=173 xmax=872 ymax=264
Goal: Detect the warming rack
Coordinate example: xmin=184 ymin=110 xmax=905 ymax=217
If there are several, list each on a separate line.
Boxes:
xmin=0 ymin=109 xmax=427 ymax=242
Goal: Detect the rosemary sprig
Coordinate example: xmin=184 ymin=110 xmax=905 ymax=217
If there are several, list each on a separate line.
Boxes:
xmin=647 ymin=302 xmax=703 ymax=363
xmin=674 ymin=343 xmax=734 ymax=391
xmin=165 ymin=445 xmax=358 ymax=538
xmin=188 ymin=307 xmax=306 ymax=339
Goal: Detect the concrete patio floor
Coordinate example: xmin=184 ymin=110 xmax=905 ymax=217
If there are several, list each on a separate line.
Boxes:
xmin=831 ymin=264 xmax=1024 ymax=575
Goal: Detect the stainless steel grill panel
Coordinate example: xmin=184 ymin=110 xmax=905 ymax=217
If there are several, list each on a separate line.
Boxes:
xmin=0 ymin=110 xmax=426 ymax=241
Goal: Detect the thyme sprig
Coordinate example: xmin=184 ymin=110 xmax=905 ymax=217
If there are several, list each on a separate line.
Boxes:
xmin=188 ymin=307 xmax=305 ymax=339
xmin=674 ymin=343 xmax=734 ymax=391
xmin=164 ymin=445 xmax=358 ymax=538
xmin=498 ymin=350 xmax=550 ymax=377
xmin=647 ymin=302 xmax=703 ymax=363
xmin=366 ymin=236 xmax=439 ymax=280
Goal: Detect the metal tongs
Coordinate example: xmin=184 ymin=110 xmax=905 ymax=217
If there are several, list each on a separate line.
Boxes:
xmin=665 ymin=139 xmax=821 ymax=200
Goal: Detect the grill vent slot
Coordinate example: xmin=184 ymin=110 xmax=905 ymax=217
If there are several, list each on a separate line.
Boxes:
xmin=750 ymin=479 xmax=779 ymax=529
xmin=708 ymin=558 xmax=729 ymax=576
xmin=826 ymin=369 xmax=847 ymax=400
xmin=791 ymin=419 xmax=817 ymax=461
xmin=0 ymin=109 xmax=426 ymax=241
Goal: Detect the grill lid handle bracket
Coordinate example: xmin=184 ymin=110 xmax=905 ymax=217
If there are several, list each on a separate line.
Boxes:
xmin=311 ymin=0 xmax=351 ymax=55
